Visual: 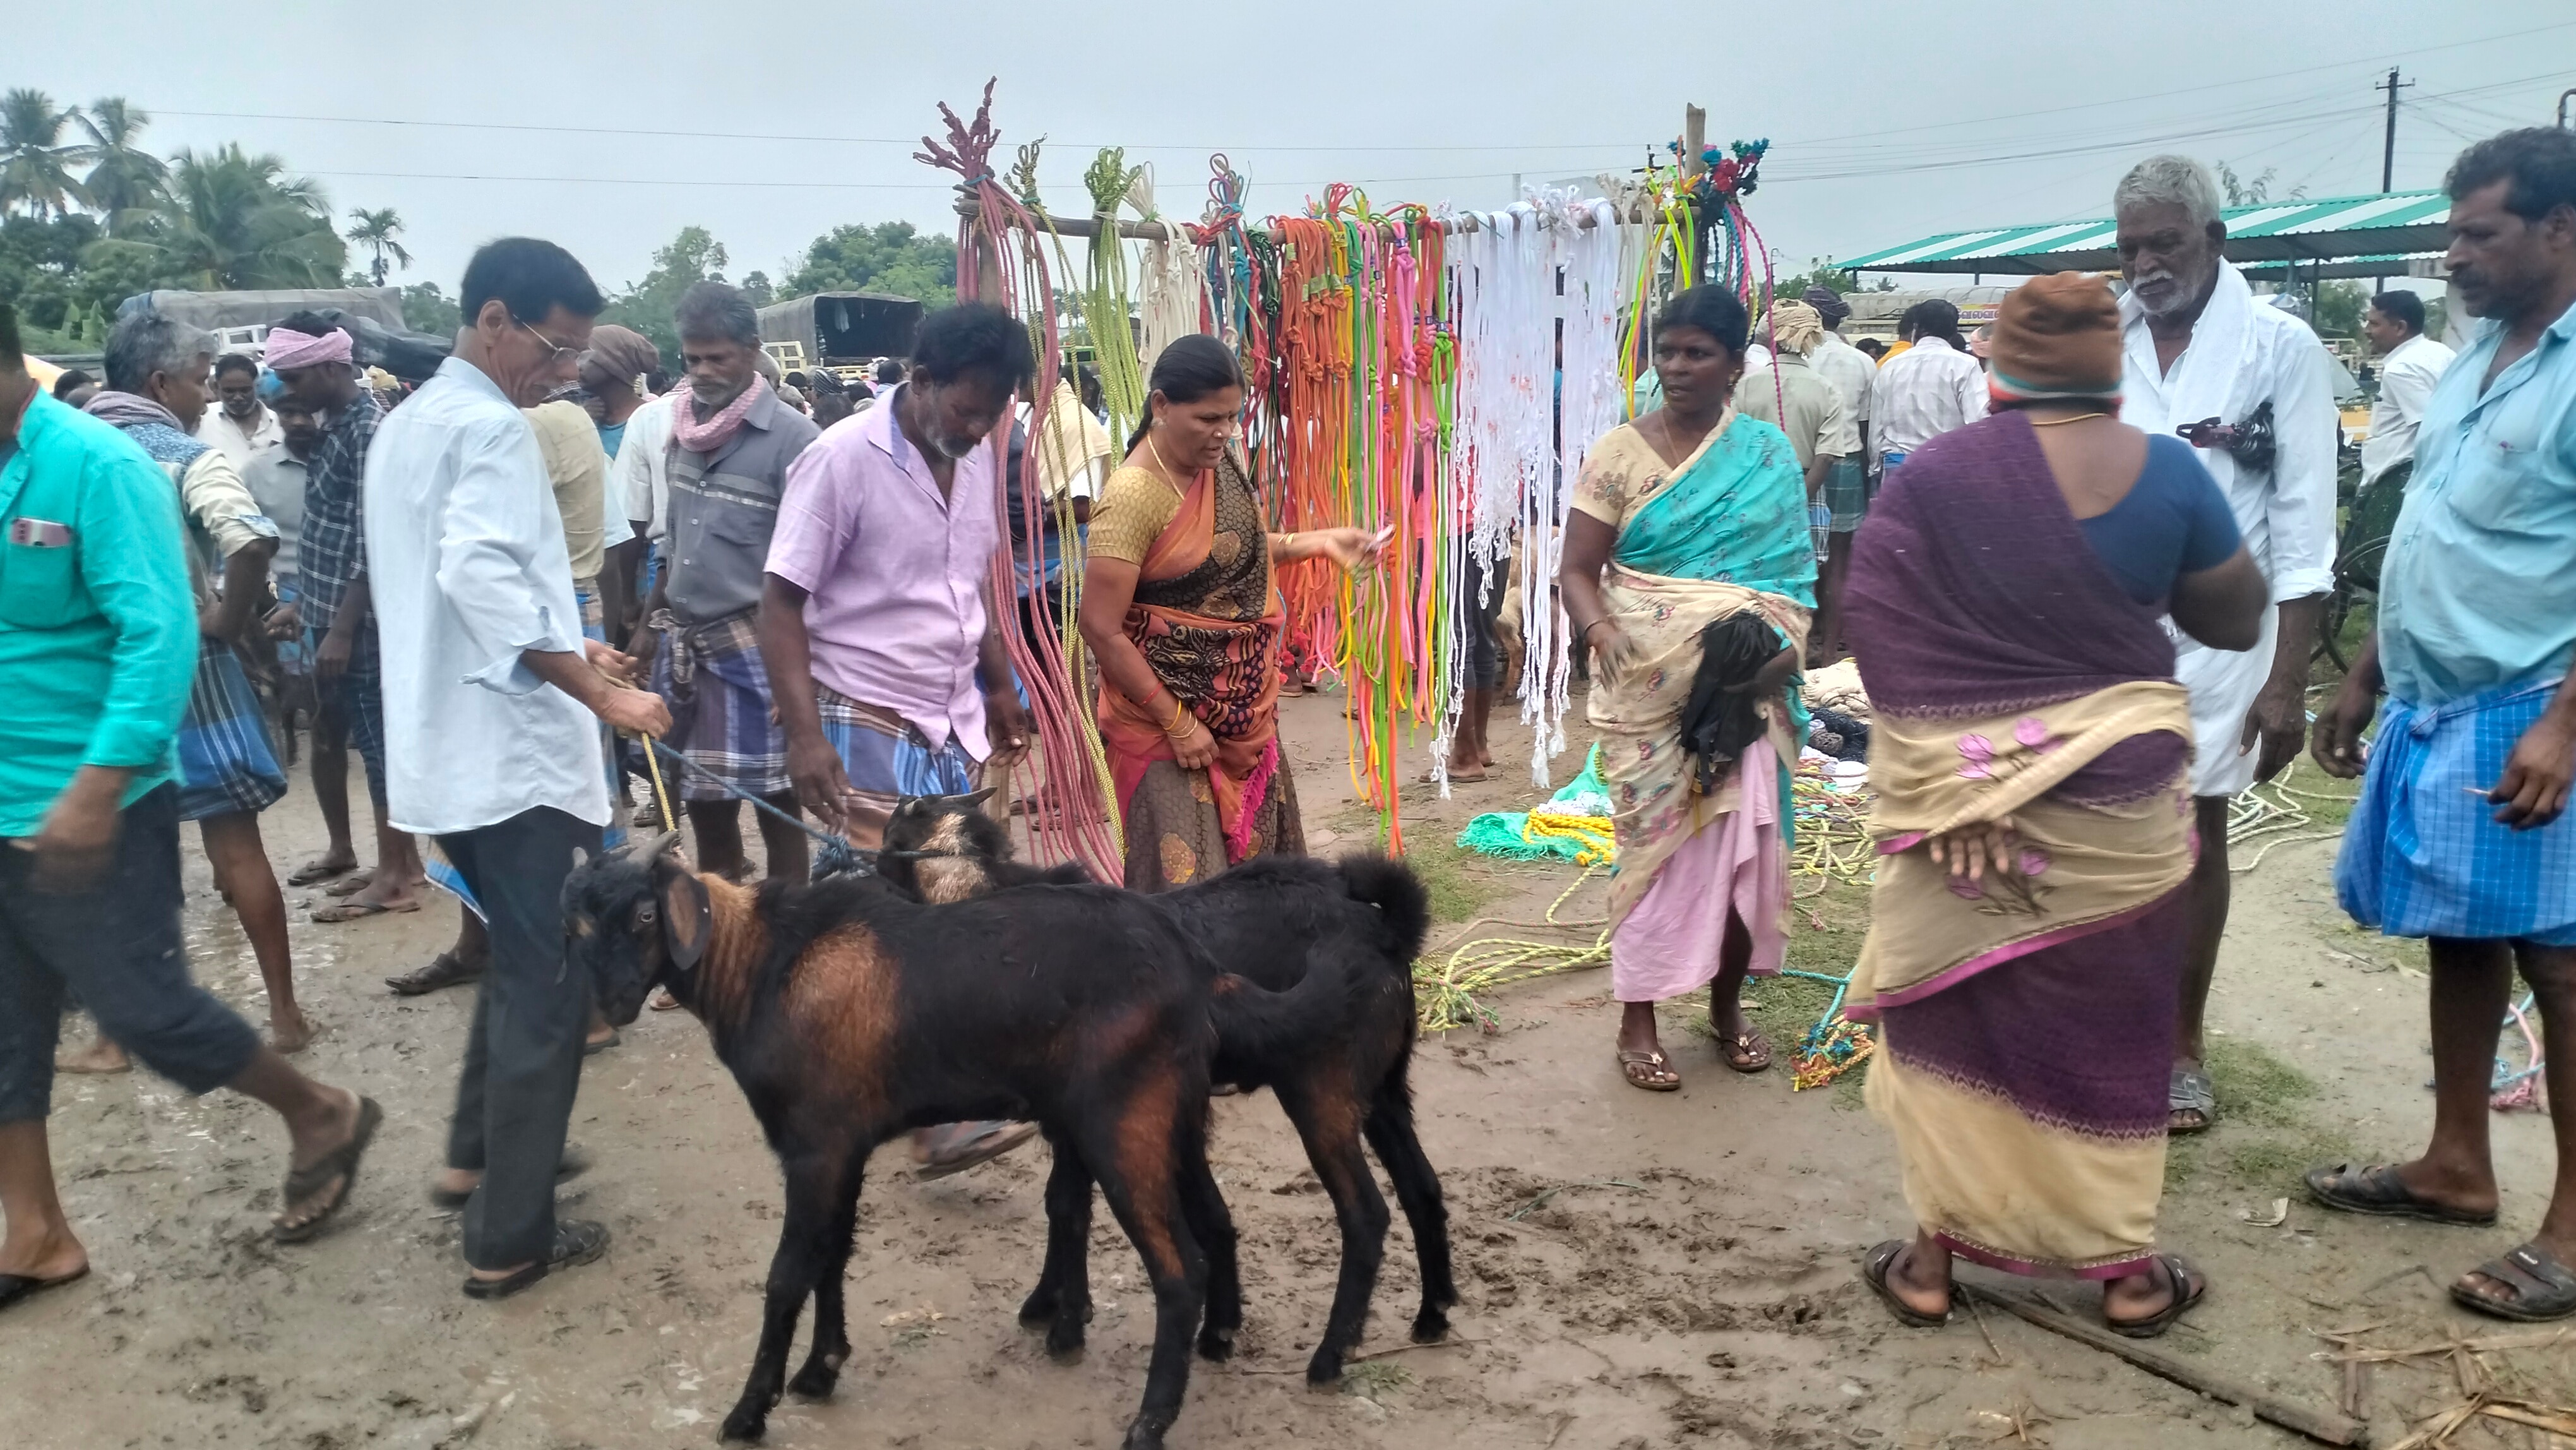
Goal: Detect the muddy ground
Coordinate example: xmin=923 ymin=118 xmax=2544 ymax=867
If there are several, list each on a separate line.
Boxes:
xmin=4 ymin=685 xmax=2571 ymax=1450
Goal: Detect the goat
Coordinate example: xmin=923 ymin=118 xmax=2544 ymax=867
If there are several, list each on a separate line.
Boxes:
xmin=879 ymin=794 xmax=1458 ymax=1384
xmin=566 ymin=831 xmax=1323 ymax=1449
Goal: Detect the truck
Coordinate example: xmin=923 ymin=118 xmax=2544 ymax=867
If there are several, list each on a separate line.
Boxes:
xmin=755 ymin=291 xmax=925 ymax=384
xmin=119 ymin=286 xmax=453 ymax=380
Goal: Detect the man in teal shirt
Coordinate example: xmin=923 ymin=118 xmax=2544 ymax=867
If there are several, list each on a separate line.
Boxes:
xmin=2310 ymin=129 xmax=2576 ymax=1323
xmin=0 ymin=304 xmax=380 ymax=1309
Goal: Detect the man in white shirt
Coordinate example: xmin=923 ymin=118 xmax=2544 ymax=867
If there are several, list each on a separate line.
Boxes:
xmin=363 ymin=237 xmax=668 ymax=1299
xmin=613 ymin=389 xmax=677 ymax=549
xmin=1869 ymin=299 xmax=1987 ymax=479
xmin=2360 ymin=289 xmax=2457 ymax=490
xmin=2111 ymin=154 xmax=2339 ymax=1135
xmin=1803 ymin=287 xmax=1877 ymax=661
xmin=194 ymin=352 xmax=282 ymax=470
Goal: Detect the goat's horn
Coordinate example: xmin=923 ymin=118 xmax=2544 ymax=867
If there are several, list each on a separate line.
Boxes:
xmin=957 ymin=786 xmax=998 ymax=809
xmin=642 ymin=829 xmax=685 ymax=864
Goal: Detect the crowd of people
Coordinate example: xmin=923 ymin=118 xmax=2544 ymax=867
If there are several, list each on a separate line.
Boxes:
xmin=0 ymin=125 xmax=2570 ymax=1350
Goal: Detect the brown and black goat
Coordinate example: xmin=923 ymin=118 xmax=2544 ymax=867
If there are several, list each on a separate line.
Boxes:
xmin=564 ymin=832 xmax=1329 ymax=1449
xmin=879 ymin=794 xmax=1457 ymax=1384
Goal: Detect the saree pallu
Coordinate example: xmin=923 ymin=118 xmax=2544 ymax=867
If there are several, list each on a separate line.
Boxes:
xmin=1097 ymin=456 xmax=1300 ymax=890
xmin=1844 ymin=410 xmax=2198 ymax=1279
xmin=1577 ymin=416 xmax=1815 ymax=1000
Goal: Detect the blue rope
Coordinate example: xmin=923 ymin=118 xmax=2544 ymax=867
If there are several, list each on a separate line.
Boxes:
xmin=646 ymin=738 xmax=870 ymax=878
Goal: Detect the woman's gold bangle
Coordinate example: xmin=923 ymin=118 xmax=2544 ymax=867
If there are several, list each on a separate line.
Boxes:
xmin=1162 ymin=695 xmax=1191 ymax=736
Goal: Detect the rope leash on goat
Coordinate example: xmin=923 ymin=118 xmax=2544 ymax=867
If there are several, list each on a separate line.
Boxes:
xmin=631 ymin=736 xmax=978 ymax=876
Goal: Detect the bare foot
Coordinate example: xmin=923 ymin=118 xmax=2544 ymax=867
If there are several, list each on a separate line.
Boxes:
xmin=347 ymin=872 xmax=426 ymax=911
xmin=268 ymin=1014 xmax=314 ymax=1055
xmin=55 ymin=1037 xmax=130 ymax=1075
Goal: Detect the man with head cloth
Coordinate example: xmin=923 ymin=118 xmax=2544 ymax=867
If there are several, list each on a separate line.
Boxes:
xmin=2110 ymin=155 xmax=2338 ymax=1136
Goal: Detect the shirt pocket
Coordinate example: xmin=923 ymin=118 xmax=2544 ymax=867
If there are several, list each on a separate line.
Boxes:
xmin=2443 ymin=392 xmax=2549 ymax=536
xmin=0 ymin=534 xmax=92 ymax=630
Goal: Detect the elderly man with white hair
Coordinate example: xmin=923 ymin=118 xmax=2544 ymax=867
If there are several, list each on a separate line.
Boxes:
xmin=2112 ymin=154 xmax=2339 ymax=1136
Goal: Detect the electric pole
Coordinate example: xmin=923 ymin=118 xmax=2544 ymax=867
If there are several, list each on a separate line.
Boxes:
xmin=2373 ymin=68 xmax=2412 ymax=296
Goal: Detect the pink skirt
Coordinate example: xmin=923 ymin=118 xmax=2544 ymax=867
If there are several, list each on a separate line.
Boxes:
xmin=1609 ymin=738 xmax=1789 ymax=1003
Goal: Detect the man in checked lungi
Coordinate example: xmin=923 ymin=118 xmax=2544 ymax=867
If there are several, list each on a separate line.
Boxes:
xmin=626 ymin=281 xmax=820 ymax=895
xmin=2310 ymin=127 xmax=2576 ymax=1325
xmin=75 ymin=312 xmax=309 ymax=1055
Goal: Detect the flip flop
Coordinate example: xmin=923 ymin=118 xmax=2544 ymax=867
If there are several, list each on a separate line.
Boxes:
xmin=648 ymin=986 xmax=684 ymax=1012
xmin=1860 ymin=1240 xmax=1952 ymax=1328
xmin=310 ymin=898 xmax=420 ymax=925
xmin=912 ymin=1120 xmax=1040 ymax=1180
xmin=2452 ymin=1242 xmax=2576 ymax=1323
xmin=321 ymin=871 xmax=376 ymax=899
xmin=2105 ymin=1253 xmax=2206 ymax=1339
xmin=386 ymin=951 xmax=482 ymax=997
xmin=583 ymin=1029 xmax=620 ymax=1057
xmin=2168 ymin=1065 xmax=2216 ymax=1134
xmin=0 ymin=1264 xmax=90 ymax=1313
xmin=2304 ymin=1161 xmax=2498 ymax=1226
xmin=287 ymin=858 xmax=356 ymax=887
xmin=1618 ymin=1048 xmax=1681 ymax=1091
xmin=272 ymin=1096 xmax=383 ymax=1244
xmin=1423 ymin=765 xmax=1488 ymax=785
xmin=1721 ymin=1029 xmax=1772 ymax=1074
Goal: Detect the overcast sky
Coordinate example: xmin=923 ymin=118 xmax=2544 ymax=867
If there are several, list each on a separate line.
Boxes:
xmin=18 ymin=1 xmax=2573 ymax=299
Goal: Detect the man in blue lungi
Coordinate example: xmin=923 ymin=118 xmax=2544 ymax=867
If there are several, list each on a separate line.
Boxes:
xmin=2310 ymin=127 xmax=2576 ymax=1324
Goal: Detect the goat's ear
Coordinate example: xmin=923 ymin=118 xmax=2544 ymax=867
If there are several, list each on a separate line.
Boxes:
xmin=657 ymin=865 xmax=713 ymax=974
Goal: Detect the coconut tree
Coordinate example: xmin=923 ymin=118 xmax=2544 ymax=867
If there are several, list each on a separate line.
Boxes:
xmin=73 ymin=97 xmax=169 ymax=231
xmin=90 ymin=144 xmax=344 ymax=291
xmin=347 ymin=207 xmax=412 ymax=285
xmin=0 ymin=89 xmax=92 ymax=219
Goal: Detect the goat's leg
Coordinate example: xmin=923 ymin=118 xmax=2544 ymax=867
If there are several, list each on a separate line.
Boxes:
xmin=722 ymin=1153 xmax=844 ymax=1442
xmin=1177 ymin=1144 xmax=1240 ymax=1362
xmin=1277 ymin=1081 xmax=1390 ymax=1386
xmin=787 ymin=1150 xmax=867 ymax=1400
xmin=1364 ymin=1081 xmax=1457 ymax=1342
xmin=1022 ymin=1129 xmax=1097 ymax=1359
xmin=1078 ymin=1114 xmax=1205 ymax=1450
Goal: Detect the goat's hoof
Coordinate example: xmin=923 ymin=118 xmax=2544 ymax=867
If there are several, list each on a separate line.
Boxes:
xmin=786 ymin=1362 xmax=840 ymax=1401
xmin=1044 ymin=1321 xmax=1088 ymax=1362
xmin=1120 ymin=1418 xmax=1171 ymax=1450
xmin=1195 ymin=1326 xmax=1236 ymax=1362
xmin=1411 ymin=1307 xmax=1452 ymax=1343
xmin=717 ymin=1405 xmax=768 ymax=1442
xmin=1304 ymin=1350 xmax=1345 ymax=1386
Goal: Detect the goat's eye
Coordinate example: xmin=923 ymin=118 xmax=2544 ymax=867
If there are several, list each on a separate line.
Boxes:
xmin=636 ymin=905 xmax=657 ymax=925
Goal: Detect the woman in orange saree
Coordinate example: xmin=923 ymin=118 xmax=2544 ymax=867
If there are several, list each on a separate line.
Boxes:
xmin=1076 ymin=337 xmax=1378 ymax=890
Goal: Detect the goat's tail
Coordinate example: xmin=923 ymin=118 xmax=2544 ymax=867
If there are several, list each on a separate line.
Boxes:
xmin=1335 ymin=854 xmax=1432 ymax=968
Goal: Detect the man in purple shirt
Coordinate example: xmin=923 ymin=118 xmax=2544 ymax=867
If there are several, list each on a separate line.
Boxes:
xmin=760 ymin=303 xmax=1034 ymax=850
xmin=759 ymin=303 xmax=1037 ymax=1180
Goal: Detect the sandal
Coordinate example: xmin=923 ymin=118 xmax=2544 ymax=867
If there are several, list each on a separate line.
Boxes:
xmin=2304 ymin=1161 xmax=2498 ymax=1226
xmin=583 ymin=1029 xmax=620 ymax=1057
xmin=272 ymin=1096 xmax=383 ymax=1244
xmin=311 ymin=897 xmax=420 ymax=924
xmin=2452 ymin=1242 xmax=2576 ymax=1322
xmin=0 ymin=1264 xmax=90 ymax=1314
xmin=2105 ymin=1253 xmax=2206 ymax=1338
xmin=1618 ymin=1048 xmax=1681 ymax=1092
xmin=462 ymin=1219 xmax=611 ymax=1300
xmin=648 ymin=986 xmax=684 ymax=1012
xmin=2169 ymin=1065 xmax=2216 ymax=1134
xmin=429 ymin=1144 xmax=593 ymax=1211
xmin=321 ymin=871 xmax=376 ymax=899
xmin=913 ymin=1120 xmax=1040 ymax=1180
xmin=1861 ymin=1240 xmax=1952 ymax=1327
xmin=386 ymin=951 xmax=483 ymax=997
xmin=1721 ymin=1029 xmax=1772 ymax=1074
xmin=287 ymin=857 xmax=356 ymax=887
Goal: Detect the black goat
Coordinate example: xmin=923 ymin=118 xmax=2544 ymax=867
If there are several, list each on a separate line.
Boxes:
xmin=566 ymin=832 xmax=1321 ymax=1449
xmin=879 ymin=794 xmax=1457 ymax=1383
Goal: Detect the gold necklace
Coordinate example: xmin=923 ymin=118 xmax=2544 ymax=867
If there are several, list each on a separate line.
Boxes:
xmin=2030 ymin=411 xmax=2111 ymax=427
xmin=1141 ymin=432 xmax=1191 ymax=498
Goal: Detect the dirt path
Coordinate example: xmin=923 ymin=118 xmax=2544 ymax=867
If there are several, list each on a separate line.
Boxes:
xmin=4 ymin=690 xmax=2568 ymax=1449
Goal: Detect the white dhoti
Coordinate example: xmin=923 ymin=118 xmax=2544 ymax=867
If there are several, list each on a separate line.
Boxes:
xmin=2172 ymin=601 xmax=2277 ymax=799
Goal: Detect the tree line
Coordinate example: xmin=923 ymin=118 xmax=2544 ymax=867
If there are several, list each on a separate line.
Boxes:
xmin=0 ymin=88 xmax=958 ymax=358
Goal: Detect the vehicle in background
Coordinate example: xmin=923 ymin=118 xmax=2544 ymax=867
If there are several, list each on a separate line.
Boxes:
xmin=757 ymin=291 xmax=925 ymax=385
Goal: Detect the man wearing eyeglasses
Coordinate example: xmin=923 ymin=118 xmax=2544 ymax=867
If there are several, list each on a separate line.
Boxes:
xmin=361 ymin=237 xmax=670 ymax=1300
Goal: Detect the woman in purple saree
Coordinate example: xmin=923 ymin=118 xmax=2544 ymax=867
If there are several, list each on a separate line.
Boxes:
xmin=1842 ymin=274 xmax=2266 ymax=1337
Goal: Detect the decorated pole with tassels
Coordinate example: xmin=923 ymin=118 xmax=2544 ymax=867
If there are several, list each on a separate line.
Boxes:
xmin=915 ymin=81 xmax=1125 ymax=883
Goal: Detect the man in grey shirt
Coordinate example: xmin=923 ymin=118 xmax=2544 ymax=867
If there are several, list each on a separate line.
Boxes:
xmin=629 ymin=282 xmax=820 ymax=883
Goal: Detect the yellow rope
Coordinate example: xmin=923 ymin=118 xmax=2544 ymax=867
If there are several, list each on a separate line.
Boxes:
xmin=640 ymin=730 xmax=676 ymax=834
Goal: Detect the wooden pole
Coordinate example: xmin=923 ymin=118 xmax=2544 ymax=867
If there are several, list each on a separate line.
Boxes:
xmin=1958 ymin=1285 xmax=2370 ymax=1447
xmin=957 ymin=200 xmax=1660 ymax=245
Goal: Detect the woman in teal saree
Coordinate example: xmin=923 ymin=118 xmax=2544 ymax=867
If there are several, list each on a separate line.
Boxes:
xmin=1559 ymin=287 xmax=1818 ymax=1091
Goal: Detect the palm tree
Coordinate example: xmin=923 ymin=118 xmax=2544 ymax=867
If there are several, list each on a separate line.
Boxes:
xmin=74 ymin=97 xmax=169 ymax=231
xmin=0 ymin=89 xmax=93 ymax=218
xmin=90 ymin=144 xmax=345 ymax=291
xmin=346 ymin=207 xmax=412 ymax=286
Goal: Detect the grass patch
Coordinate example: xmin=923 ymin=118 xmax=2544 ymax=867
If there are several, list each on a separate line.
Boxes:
xmin=2205 ymin=1037 xmax=2317 ymax=1129
xmin=1405 ymin=842 xmax=1508 ymax=925
xmin=1342 ymin=1360 xmax=1413 ymax=1397
xmin=2164 ymin=1038 xmax=2354 ymax=1193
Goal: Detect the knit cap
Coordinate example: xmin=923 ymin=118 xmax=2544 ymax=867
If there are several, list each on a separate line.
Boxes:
xmin=1988 ymin=272 xmax=2123 ymax=405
